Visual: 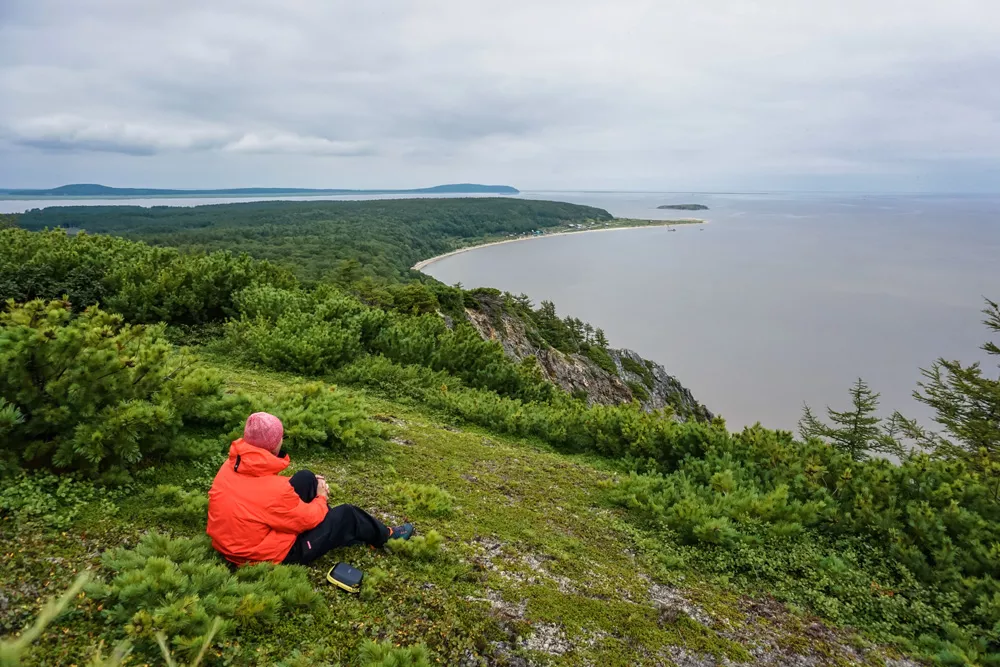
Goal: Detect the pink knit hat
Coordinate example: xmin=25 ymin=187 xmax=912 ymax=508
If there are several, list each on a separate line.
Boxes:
xmin=243 ymin=412 xmax=284 ymax=454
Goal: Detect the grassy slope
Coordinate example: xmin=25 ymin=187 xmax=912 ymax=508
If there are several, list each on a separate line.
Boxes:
xmin=1 ymin=361 xmax=913 ymax=666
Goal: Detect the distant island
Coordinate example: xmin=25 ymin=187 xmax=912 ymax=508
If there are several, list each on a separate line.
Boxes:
xmin=0 ymin=183 xmax=519 ymax=198
xmin=657 ymin=203 xmax=709 ymax=210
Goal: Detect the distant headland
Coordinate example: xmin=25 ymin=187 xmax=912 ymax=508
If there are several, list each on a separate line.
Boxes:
xmin=657 ymin=203 xmax=709 ymax=210
xmin=0 ymin=183 xmax=520 ymax=198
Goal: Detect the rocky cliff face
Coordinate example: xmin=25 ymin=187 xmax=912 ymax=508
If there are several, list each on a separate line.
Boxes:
xmin=464 ymin=307 xmax=712 ymax=421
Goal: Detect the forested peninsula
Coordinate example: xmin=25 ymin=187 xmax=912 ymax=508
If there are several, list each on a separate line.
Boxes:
xmin=657 ymin=203 xmax=709 ymax=210
xmin=2 ymin=197 xmax=999 ymax=666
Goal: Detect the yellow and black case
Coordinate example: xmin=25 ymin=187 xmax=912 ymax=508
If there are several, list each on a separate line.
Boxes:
xmin=327 ymin=562 xmax=364 ymax=594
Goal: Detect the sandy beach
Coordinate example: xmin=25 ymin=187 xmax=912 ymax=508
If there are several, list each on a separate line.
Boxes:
xmin=412 ymin=219 xmax=703 ymax=271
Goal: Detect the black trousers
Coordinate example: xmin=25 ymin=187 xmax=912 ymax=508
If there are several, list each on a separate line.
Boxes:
xmin=281 ymin=470 xmax=391 ymax=565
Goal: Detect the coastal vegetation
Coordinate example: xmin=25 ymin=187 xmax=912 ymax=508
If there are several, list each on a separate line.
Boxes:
xmin=1 ymin=198 xmax=999 ymax=665
xmin=15 ymin=198 xmax=611 ymax=282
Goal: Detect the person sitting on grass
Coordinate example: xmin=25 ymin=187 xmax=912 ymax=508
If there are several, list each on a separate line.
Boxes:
xmin=207 ymin=412 xmax=414 ymax=565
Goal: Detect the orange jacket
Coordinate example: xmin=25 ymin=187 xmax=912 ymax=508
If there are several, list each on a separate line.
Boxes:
xmin=207 ymin=439 xmax=327 ymax=565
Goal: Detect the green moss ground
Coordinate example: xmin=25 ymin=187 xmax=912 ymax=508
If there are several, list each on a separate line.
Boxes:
xmin=1 ymin=362 xmax=913 ymax=666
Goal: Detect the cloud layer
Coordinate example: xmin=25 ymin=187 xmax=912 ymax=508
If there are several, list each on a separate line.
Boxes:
xmin=2 ymin=0 xmax=999 ymax=190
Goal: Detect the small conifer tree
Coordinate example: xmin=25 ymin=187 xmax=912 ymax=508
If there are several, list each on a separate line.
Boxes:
xmin=595 ymin=328 xmax=609 ymax=347
xmin=909 ymin=298 xmax=1000 ymax=463
xmin=799 ymin=378 xmax=903 ymax=461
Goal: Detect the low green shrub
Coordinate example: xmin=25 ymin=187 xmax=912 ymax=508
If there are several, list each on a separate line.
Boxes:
xmin=622 ymin=356 xmax=654 ymax=388
xmin=272 ymin=644 xmax=341 ymax=667
xmin=164 ymin=322 xmax=226 ymax=347
xmin=370 ymin=313 xmax=555 ymax=403
xmin=657 ymin=532 xmax=951 ymax=639
xmin=0 ymin=228 xmax=295 ymax=326
xmin=146 ymin=485 xmax=209 ymax=529
xmin=385 ymin=282 xmax=440 ymax=315
xmin=226 ymin=285 xmax=555 ymax=403
xmin=260 ymin=382 xmax=381 ymax=452
xmin=225 ymin=285 xmax=380 ymax=375
xmin=90 ymin=532 xmax=319 ymax=662
xmin=607 ymin=424 xmax=1000 ymax=661
xmin=0 ymin=300 xmax=245 ymax=478
xmin=428 ymin=380 xmax=721 ymax=468
xmin=598 ymin=308 xmax=1000 ymax=662
xmin=334 ymin=355 xmax=715 ymax=470
xmin=359 ymin=567 xmax=391 ymax=602
xmin=333 ymin=355 xmax=457 ymax=400
xmin=0 ymin=398 xmax=22 ymax=434
xmin=627 ymin=380 xmax=650 ymax=403
xmin=385 ymin=482 xmax=456 ymax=517
xmin=358 ymin=639 xmax=431 ymax=667
xmin=385 ymin=530 xmax=445 ymax=561
xmin=585 ymin=346 xmax=617 ymax=375
xmin=0 ymin=572 xmax=224 ymax=667
xmin=0 ymin=398 xmax=24 ymax=473
xmin=0 ymin=472 xmax=119 ymax=530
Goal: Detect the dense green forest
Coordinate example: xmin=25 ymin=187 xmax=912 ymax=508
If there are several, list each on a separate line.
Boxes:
xmin=2 ymin=199 xmax=999 ymax=666
xmin=16 ymin=198 xmax=611 ymax=281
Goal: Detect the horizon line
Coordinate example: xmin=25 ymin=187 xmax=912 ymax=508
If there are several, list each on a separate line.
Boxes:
xmin=2 ymin=185 xmax=998 ymax=197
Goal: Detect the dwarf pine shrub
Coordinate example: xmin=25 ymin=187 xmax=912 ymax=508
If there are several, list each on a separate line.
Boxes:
xmin=1 ymin=572 xmax=226 ymax=667
xmin=224 ymin=285 xmax=379 ymax=374
xmin=626 ymin=380 xmax=650 ymax=403
xmin=0 ymin=228 xmax=295 ymax=326
xmin=385 ymin=482 xmax=455 ymax=517
xmin=357 ymin=640 xmax=431 ymax=667
xmin=385 ymin=530 xmax=444 ymax=561
xmin=0 ymin=398 xmax=25 ymax=474
xmin=332 ymin=355 xmax=458 ymax=401
xmin=227 ymin=284 xmax=555 ymax=403
xmin=146 ymin=485 xmax=209 ymax=529
xmin=621 ymin=356 xmax=654 ymax=388
xmin=359 ymin=567 xmax=391 ymax=602
xmin=90 ymin=532 xmax=319 ymax=661
xmin=272 ymin=644 xmax=341 ymax=667
xmin=0 ymin=300 xmax=246 ymax=478
xmin=260 ymin=382 xmax=381 ymax=452
xmin=585 ymin=345 xmax=617 ymax=375
xmin=607 ymin=424 xmax=1000 ymax=660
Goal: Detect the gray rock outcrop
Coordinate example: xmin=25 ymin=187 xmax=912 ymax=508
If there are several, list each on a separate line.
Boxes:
xmin=463 ymin=307 xmax=711 ymax=420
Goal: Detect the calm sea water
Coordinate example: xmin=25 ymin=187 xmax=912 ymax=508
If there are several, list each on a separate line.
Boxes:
xmin=4 ymin=190 xmax=997 ymax=432
xmin=428 ymin=192 xmax=1000 ymax=431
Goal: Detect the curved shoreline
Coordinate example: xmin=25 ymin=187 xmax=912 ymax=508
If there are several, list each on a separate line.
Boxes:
xmin=412 ymin=219 xmax=704 ymax=272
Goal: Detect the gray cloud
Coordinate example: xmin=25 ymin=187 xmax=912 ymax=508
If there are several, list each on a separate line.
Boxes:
xmin=223 ymin=133 xmax=373 ymax=156
xmin=9 ymin=116 xmax=234 ymax=155
xmin=8 ymin=115 xmax=373 ymax=157
xmin=1 ymin=0 xmax=999 ymax=190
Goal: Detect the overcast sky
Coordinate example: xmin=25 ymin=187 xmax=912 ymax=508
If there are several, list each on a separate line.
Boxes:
xmin=2 ymin=1 xmax=999 ymax=191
